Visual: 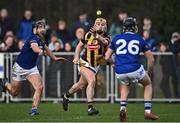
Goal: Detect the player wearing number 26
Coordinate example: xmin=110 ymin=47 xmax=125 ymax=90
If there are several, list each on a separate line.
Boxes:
xmin=105 ymin=17 xmax=159 ymax=121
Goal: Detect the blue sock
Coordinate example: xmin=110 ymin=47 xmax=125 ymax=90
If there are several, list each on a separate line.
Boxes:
xmin=144 ymin=101 xmax=152 ymax=113
xmin=120 ymin=100 xmax=128 ymax=111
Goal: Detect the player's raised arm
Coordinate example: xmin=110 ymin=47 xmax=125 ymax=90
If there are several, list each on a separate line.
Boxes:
xmin=90 ymin=26 xmax=109 ymax=46
xmin=90 ymin=18 xmax=109 ymax=46
xmin=144 ymin=50 xmax=154 ymax=76
xmin=73 ymin=41 xmax=84 ymax=64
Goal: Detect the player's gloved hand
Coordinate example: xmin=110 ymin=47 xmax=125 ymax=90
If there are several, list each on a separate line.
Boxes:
xmin=89 ymin=26 xmax=96 ymax=35
xmin=89 ymin=26 xmax=102 ymax=41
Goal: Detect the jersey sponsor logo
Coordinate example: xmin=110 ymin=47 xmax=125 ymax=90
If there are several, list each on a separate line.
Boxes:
xmin=145 ymin=45 xmax=149 ymax=49
xmin=87 ymin=44 xmax=100 ymax=51
xmin=12 ymin=73 xmax=17 ymax=77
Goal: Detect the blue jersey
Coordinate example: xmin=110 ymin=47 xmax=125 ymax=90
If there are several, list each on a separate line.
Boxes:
xmin=16 ymin=33 xmax=43 ymax=69
xmin=109 ymin=32 xmax=150 ymax=74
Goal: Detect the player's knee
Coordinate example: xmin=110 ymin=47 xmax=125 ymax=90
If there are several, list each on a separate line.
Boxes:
xmin=88 ymin=79 xmax=96 ymax=87
xmin=78 ymin=83 xmax=86 ymax=90
xmin=147 ymin=82 xmax=152 ymax=87
xmin=11 ymin=90 xmax=19 ymax=97
xmin=11 ymin=92 xmax=18 ymax=97
xmin=142 ymin=81 xmax=152 ymax=87
xmin=140 ymin=74 xmax=152 ymax=86
xmin=39 ymin=85 xmax=43 ymax=91
xmin=10 ymin=87 xmax=20 ymax=96
xmin=36 ymin=84 xmax=43 ymax=92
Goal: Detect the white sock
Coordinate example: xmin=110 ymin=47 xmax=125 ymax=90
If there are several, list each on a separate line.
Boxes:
xmin=145 ymin=109 xmax=151 ymax=113
xmin=5 ymin=82 xmax=9 ymax=87
xmin=120 ymin=106 xmax=126 ymax=111
xmin=144 ymin=101 xmax=151 ymax=113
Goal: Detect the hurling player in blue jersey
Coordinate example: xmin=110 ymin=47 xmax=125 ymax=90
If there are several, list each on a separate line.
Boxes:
xmin=0 ymin=19 xmax=65 ymax=115
xmin=105 ymin=17 xmax=159 ymax=121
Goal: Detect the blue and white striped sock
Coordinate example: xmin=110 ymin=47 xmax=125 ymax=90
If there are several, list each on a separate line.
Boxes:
xmin=144 ymin=101 xmax=152 ymax=113
xmin=120 ymin=100 xmax=128 ymax=111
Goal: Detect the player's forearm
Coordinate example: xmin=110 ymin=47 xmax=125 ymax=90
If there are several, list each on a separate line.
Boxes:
xmin=31 ymin=45 xmax=43 ymax=54
xmin=105 ymin=55 xmax=114 ymax=64
xmin=105 ymin=49 xmax=114 ymax=65
xmin=105 ymin=48 xmax=113 ymax=60
xmin=74 ymin=45 xmax=82 ymax=59
xmin=144 ymin=50 xmax=154 ymax=76
xmin=147 ymin=57 xmax=154 ymax=75
xmin=45 ymin=46 xmax=56 ymax=60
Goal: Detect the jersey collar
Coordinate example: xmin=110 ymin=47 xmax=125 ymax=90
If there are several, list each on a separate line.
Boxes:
xmin=124 ymin=32 xmax=134 ymax=34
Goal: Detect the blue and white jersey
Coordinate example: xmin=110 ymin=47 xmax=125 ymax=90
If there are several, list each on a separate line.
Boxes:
xmin=16 ymin=33 xmax=43 ymax=69
xmin=109 ymin=32 xmax=150 ymax=74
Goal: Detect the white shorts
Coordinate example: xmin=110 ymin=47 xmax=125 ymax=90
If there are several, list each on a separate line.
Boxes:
xmin=12 ymin=62 xmax=39 ymax=81
xmin=115 ymin=65 xmax=146 ymax=85
xmin=78 ymin=58 xmax=99 ymax=74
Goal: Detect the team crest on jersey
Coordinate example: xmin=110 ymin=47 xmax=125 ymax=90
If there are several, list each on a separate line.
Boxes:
xmin=87 ymin=44 xmax=100 ymax=51
xmin=145 ymin=45 xmax=149 ymax=49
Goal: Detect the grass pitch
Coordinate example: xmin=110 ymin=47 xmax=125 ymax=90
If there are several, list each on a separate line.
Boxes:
xmin=0 ymin=102 xmax=179 ymax=122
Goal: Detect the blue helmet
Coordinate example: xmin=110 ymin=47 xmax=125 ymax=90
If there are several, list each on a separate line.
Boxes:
xmin=123 ymin=17 xmax=138 ymax=33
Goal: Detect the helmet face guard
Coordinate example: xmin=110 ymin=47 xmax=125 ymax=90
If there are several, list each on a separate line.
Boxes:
xmin=122 ymin=17 xmax=138 ymax=33
xmin=32 ymin=19 xmax=46 ymax=29
xmin=94 ymin=18 xmax=107 ymax=33
xmin=32 ymin=19 xmax=46 ymax=35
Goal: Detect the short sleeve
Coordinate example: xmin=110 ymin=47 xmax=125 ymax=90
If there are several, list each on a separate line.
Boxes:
xmin=81 ymin=32 xmax=91 ymax=44
xmin=30 ymin=39 xmax=38 ymax=44
xmin=109 ymin=38 xmax=115 ymax=50
xmin=105 ymin=35 xmax=111 ymax=45
xmin=29 ymin=36 xmax=38 ymax=44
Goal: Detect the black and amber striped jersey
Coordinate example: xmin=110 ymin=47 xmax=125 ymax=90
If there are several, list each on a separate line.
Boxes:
xmin=81 ymin=32 xmax=110 ymax=67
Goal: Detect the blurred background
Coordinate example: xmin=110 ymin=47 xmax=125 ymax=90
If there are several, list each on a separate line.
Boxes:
xmin=0 ymin=0 xmax=179 ymax=102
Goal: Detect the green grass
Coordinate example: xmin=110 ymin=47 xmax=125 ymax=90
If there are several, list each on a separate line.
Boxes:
xmin=0 ymin=103 xmax=179 ymax=122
